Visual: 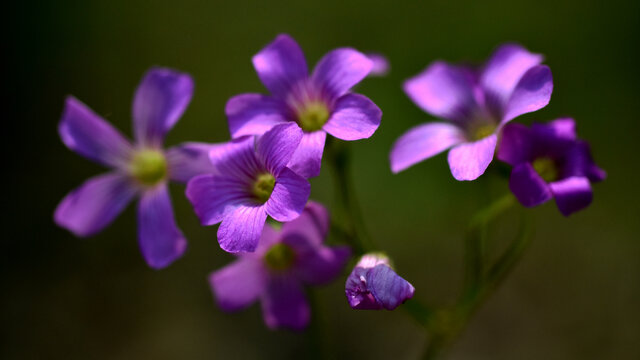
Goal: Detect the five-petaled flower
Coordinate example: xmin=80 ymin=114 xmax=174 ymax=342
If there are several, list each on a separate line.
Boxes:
xmin=209 ymin=202 xmax=350 ymax=330
xmin=498 ymin=118 xmax=605 ymax=216
xmin=55 ymin=67 xmax=217 ymax=269
xmin=390 ymin=44 xmax=553 ymax=180
xmin=186 ymin=123 xmax=311 ymax=253
xmin=226 ymin=34 xmax=382 ymax=178
xmin=345 ymin=253 xmax=415 ymax=310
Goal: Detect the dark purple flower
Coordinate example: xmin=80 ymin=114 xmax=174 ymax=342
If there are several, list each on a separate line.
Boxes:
xmin=345 ymin=253 xmax=415 ymax=310
xmin=55 ymin=68 xmax=218 ymax=269
xmin=226 ymin=34 xmax=382 ymax=178
xmin=186 ymin=123 xmax=311 ymax=253
xmin=498 ymin=118 xmax=606 ymax=216
xmin=209 ymin=202 xmax=350 ymax=330
xmin=390 ymin=44 xmax=553 ymax=181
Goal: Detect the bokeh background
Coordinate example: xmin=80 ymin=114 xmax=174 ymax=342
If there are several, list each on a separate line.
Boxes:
xmin=5 ymin=0 xmax=639 ymax=359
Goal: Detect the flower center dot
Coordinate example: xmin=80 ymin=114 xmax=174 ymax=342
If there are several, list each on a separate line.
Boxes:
xmin=264 ymin=243 xmax=296 ymax=271
xmin=532 ymin=157 xmax=558 ymax=182
xmin=296 ymin=101 xmax=329 ymax=132
xmin=130 ymin=149 xmax=167 ymax=186
xmin=252 ymin=173 xmax=276 ymax=203
xmin=469 ymin=123 xmax=497 ymax=141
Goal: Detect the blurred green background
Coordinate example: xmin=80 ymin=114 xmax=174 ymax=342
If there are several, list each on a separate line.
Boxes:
xmin=5 ymin=0 xmax=639 ymax=359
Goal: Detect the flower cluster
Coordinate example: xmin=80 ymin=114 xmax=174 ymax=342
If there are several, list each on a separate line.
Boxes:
xmin=55 ymin=34 xmax=603 ymax=333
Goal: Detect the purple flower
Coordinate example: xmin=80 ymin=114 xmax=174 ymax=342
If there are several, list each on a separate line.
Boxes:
xmin=209 ymin=202 xmax=350 ymax=330
xmin=498 ymin=118 xmax=605 ymax=216
xmin=55 ymin=67 xmax=218 ymax=269
xmin=367 ymin=53 xmax=390 ymax=76
xmin=226 ymin=34 xmax=382 ymax=178
xmin=186 ymin=123 xmax=311 ymax=253
xmin=345 ymin=253 xmax=415 ymax=310
xmin=390 ymin=44 xmax=553 ymax=181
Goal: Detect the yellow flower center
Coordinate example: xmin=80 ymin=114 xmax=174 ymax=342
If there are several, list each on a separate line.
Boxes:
xmin=532 ymin=157 xmax=558 ymax=182
xmin=130 ymin=149 xmax=167 ymax=186
xmin=296 ymin=101 xmax=330 ymax=132
xmin=252 ymin=173 xmax=276 ymax=203
xmin=264 ymin=243 xmax=296 ymax=271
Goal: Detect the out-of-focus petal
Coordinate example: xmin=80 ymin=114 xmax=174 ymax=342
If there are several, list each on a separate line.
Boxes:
xmin=209 ymin=258 xmax=267 ymax=311
xmin=323 ymin=94 xmax=381 ymax=141
xmin=185 ymin=174 xmax=251 ymax=226
xmin=281 ymin=201 xmax=330 ymax=246
xmin=286 ymin=131 xmax=326 ymax=178
xmin=367 ymin=53 xmax=390 ymax=76
xmin=390 ymin=122 xmax=465 ymax=173
xmin=403 ymin=62 xmax=477 ymax=122
xmin=481 ymin=44 xmax=543 ymax=109
xmin=562 ymin=141 xmax=606 ymax=182
xmin=225 ymin=94 xmax=289 ymax=138
xmin=265 ymin=168 xmax=310 ymax=222
xmin=293 ymin=243 xmax=351 ymax=285
xmin=502 ymin=65 xmax=553 ymax=123
xmin=252 ymin=34 xmax=308 ymax=98
xmin=367 ymin=264 xmax=415 ymax=310
xmin=256 ymin=123 xmax=303 ymax=175
xmin=447 ymin=134 xmax=497 ymax=181
xmin=311 ymin=48 xmax=373 ymax=98
xmin=509 ymin=163 xmax=553 ymax=207
xmin=166 ymin=142 xmax=220 ymax=183
xmin=59 ymin=96 xmax=133 ymax=168
xmin=54 ymin=173 xmax=136 ymax=237
xmin=133 ymin=67 xmax=194 ymax=147
xmin=497 ymin=123 xmax=534 ymax=165
xmin=137 ymin=184 xmax=187 ymax=269
xmin=261 ymin=275 xmax=310 ymax=331
xmin=549 ymin=177 xmax=593 ymax=216
xmin=218 ymin=204 xmax=267 ymax=253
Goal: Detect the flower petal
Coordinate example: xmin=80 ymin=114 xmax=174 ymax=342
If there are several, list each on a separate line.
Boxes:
xmin=252 ymin=34 xmax=308 ymax=98
xmin=390 ymin=122 xmax=465 ymax=173
xmin=209 ymin=258 xmax=266 ymax=311
xmin=367 ymin=264 xmax=415 ymax=310
xmin=280 ymin=201 xmax=330 ymax=246
xmin=561 ymin=141 xmax=606 ymax=182
xmin=447 ymin=134 xmax=498 ymax=181
xmin=293 ymin=244 xmax=351 ymax=286
xmin=166 ymin=142 xmax=220 ymax=183
xmin=509 ymin=163 xmax=553 ymax=207
xmin=209 ymin=137 xmax=262 ymax=182
xmin=266 ymin=167 xmax=310 ymax=222
xmin=532 ymin=117 xmax=576 ymax=141
xmin=137 ymin=184 xmax=187 ymax=269
xmin=311 ymin=48 xmax=373 ymax=98
xmin=185 ymin=174 xmax=251 ymax=226
xmin=133 ymin=67 xmax=194 ymax=147
xmin=497 ymin=123 xmax=534 ymax=166
xmin=54 ymin=173 xmax=136 ymax=237
xmin=323 ymin=94 xmax=381 ymax=141
xmin=225 ymin=94 xmax=289 ymax=138
xmin=218 ymin=204 xmax=267 ymax=253
xmin=549 ymin=177 xmax=593 ymax=216
xmin=367 ymin=53 xmax=390 ymax=77
xmin=261 ymin=275 xmax=310 ymax=331
xmin=502 ymin=65 xmax=553 ymax=123
xmin=403 ymin=62 xmax=477 ymax=122
xmin=256 ymin=123 xmax=303 ymax=175
xmin=481 ymin=44 xmax=543 ymax=109
xmin=59 ymin=96 xmax=132 ymax=168
xmin=345 ymin=266 xmax=382 ymax=310
xmin=287 ymin=131 xmax=326 ymax=178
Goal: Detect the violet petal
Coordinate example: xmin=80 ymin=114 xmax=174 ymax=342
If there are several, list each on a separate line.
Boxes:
xmin=497 ymin=123 xmax=534 ymax=166
xmin=225 ymin=93 xmax=289 ymax=138
xmin=218 ymin=204 xmax=267 ymax=253
xmin=502 ymin=65 xmax=553 ymax=123
xmin=256 ymin=123 xmax=303 ymax=175
xmin=166 ymin=142 xmax=220 ymax=183
xmin=509 ymin=163 xmax=553 ymax=207
xmin=185 ymin=174 xmax=250 ymax=226
xmin=311 ymin=48 xmax=373 ymax=98
xmin=265 ymin=167 xmax=310 ymax=222
xmin=447 ymin=134 xmax=498 ymax=181
xmin=323 ymin=93 xmax=381 ymax=141
xmin=261 ymin=275 xmax=310 ymax=331
xmin=286 ymin=131 xmax=326 ymax=179
xmin=252 ymin=34 xmax=308 ymax=99
xmin=367 ymin=264 xmax=415 ymax=310
xmin=549 ymin=177 xmax=593 ymax=216
xmin=209 ymin=258 xmax=266 ymax=311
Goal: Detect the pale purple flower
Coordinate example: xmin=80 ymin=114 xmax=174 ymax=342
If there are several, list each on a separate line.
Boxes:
xmin=498 ymin=118 xmax=605 ymax=216
xmin=55 ymin=68 xmax=217 ymax=269
xmin=226 ymin=34 xmax=382 ymax=178
xmin=345 ymin=253 xmax=415 ymax=310
xmin=209 ymin=202 xmax=350 ymax=330
xmin=186 ymin=123 xmax=311 ymax=253
xmin=390 ymin=44 xmax=553 ymax=180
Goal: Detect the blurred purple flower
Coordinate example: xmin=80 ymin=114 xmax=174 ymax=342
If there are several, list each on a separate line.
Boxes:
xmin=186 ymin=123 xmax=311 ymax=253
xmin=226 ymin=34 xmax=382 ymax=178
xmin=345 ymin=253 xmax=414 ymax=310
xmin=55 ymin=67 xmax=217 ymax=269
xmin=210 ymin=202 xmax=350 ymax=330
xmin=498 ymin=118 xmax=605 ymax=216
xmin=390 ymin=44 xmax=553 ymax=180
xmin=367 ymin=53 xmax=390 ymax=76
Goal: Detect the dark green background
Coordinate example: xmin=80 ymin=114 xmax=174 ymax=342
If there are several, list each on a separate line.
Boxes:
xmin=5 ymin=0 xmax=639 ymax=359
